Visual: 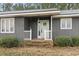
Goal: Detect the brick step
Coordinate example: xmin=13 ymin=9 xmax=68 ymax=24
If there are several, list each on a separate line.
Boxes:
xmin=23 ymin=40 xmax=53 ymax=47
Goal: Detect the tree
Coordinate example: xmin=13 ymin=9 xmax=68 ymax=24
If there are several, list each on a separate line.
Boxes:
xmin=2 ymin=3 xmax=13 ymax=11
xmin=0 ymin=3 xmax=79 ymax=12
xmin=12 ymin=3 xmax=25 ymax=11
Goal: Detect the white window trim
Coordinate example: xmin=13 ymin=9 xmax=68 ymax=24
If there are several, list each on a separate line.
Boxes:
xmin=60 ymin=18 xmax=72 ymax=29
xmin=1 ymin=18 xmax=15 ymax=33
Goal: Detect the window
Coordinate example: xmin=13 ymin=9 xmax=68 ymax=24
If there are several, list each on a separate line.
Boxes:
xmin=60 ymin=18 xmax=72 ymax=29
xmin=1 ymin=18 xmax=15 ymax=33
xmin=43 ymin=22 xmax=47 ymax=26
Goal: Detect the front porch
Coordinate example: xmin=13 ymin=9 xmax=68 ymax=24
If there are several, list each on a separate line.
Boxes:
xmin=24 ymin=16 xmax=53 ymax=40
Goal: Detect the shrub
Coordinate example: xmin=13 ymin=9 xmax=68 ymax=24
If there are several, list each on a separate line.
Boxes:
xmin=54 ymin=36 xmax=72 ymax=47
xmin=72 ymin=37 xmax=79 ymax=46
xmin=0 ymin=36 xmax=20 ymax=48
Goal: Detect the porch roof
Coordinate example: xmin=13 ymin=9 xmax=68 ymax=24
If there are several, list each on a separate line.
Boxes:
xmin=53 ymin=9 xmax=79 ymax=18
xmin=0 ymin=8 xmax=60 ymax=17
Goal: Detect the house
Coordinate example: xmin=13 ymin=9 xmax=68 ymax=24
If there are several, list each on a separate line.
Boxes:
xmin=0 ymin=8 xmax=79 ymax=40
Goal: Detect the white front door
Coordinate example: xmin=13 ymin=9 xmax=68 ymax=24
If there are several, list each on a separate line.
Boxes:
xmin=37 ymin=20 xmax=49 ymax=39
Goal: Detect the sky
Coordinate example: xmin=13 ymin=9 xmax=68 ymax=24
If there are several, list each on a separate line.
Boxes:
xmin=0 ymin=0 xmax=79 ymax=3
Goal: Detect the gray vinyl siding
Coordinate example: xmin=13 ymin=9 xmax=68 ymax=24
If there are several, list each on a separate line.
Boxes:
xmin=0 ymin=17 xmax=24 ymax=40
xmin=52 ymin=17 xmax=79 ymax=39
xmin=15 ymin=17 xmax=24 ymax=40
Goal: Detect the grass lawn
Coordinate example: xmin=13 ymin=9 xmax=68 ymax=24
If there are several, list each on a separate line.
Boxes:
xmin=0 ymin=46 xmax=79 ymax=56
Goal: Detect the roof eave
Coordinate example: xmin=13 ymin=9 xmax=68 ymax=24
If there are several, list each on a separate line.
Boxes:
xmin=0 ymin=11 xmax=60 ymax=17
xmin=53 ymin=14 xmax=79 ymax=18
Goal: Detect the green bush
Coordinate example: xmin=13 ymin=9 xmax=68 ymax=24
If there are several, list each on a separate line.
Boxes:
xmin=0 ymin=36 xmax=20 ymax=48
xmin=72 ymin=37 xmax=79 ymax=46
xmin=54 ymin=36 xmax=72 ymax=47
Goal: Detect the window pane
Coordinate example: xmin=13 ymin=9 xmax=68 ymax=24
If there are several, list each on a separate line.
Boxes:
xmin=10 ymin=19 xmax=14 ymax=32
xmin=2 ymin=19 xmax=5 ymax=32
xmin=67 ymin=19 xmax=72 ymax=29
xmin=6 ymin=19 xmax=9 ymax=32
xmin=61 ymin=19 xmax=66 ymax=29
xmin=62 ymin=20 xmax=66 ymax=28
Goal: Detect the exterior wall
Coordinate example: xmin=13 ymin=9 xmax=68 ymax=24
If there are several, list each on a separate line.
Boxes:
xmin=0 ymin=17 xmax=24 ymax=40
xmin=52 ymin=17 xmax=79 ymax=39
xmin=15 ymin=17 xmax=24 ymax=40
xmin=2 ymin=16 xmax=79 ymax=40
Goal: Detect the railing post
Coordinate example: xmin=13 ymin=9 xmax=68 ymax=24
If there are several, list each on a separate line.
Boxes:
xmin=44 ymin=30 xmax=46 ymax=40
xmin=30 ymin=29 xmax=32 ymax=40
xmin=51 ymin=16 xmax=53 ymax=40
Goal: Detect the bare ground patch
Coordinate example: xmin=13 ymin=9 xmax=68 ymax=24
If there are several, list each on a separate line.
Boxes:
xmin=0 ymin=47 xmax=79 ymax=56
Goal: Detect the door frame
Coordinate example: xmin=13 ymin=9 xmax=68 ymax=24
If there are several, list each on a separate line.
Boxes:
xmin=37 ymin=18 xmax=49 ymax=39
